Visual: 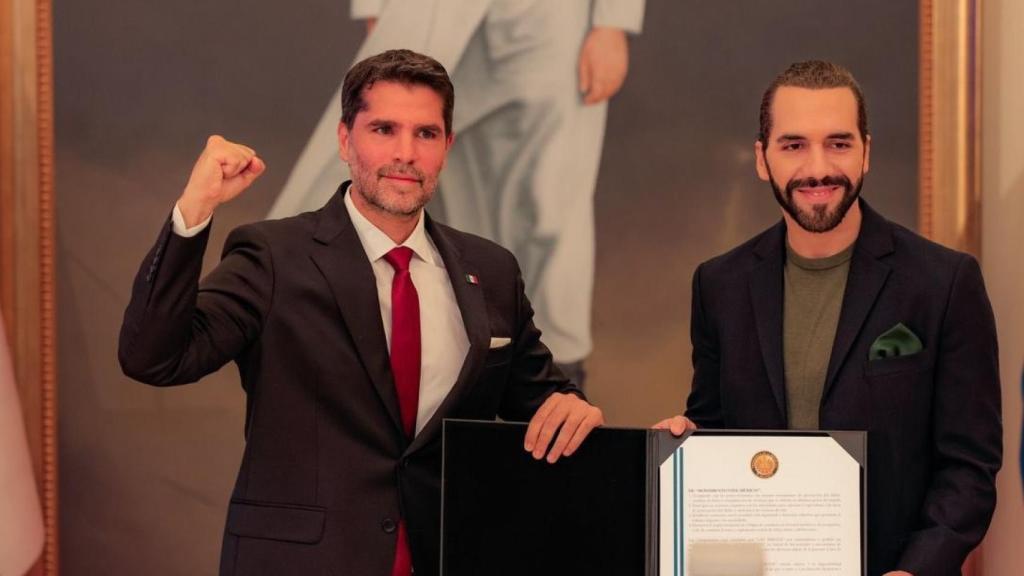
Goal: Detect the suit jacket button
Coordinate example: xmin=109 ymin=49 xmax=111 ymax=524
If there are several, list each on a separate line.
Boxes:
xmin=382 ymin=518 xmax=397 ymax=534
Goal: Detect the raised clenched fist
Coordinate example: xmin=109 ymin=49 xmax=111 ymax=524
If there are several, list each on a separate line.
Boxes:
xmin=177 ymin=135 xmax=266 ymax=227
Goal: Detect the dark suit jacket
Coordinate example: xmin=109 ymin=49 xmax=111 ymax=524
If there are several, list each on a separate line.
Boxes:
xmin=685 ymin=199 xmax=1002 ymax=576
xmin=119 ymin=184 xmax=577 ymax=576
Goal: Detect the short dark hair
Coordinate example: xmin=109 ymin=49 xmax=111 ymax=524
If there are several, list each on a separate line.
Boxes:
xmin=758 ymin=60 xmax=868 ymax=145
xmin=341 ymin=49 xmax=455 ymax=135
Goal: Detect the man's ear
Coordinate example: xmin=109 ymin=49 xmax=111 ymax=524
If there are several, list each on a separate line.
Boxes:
xmin=862 ymin=134 xmax=871 ymax=174
xmin=337 ymin=121 xmax=352 ymax=163
xmin=438 ymin=131 xmax=455 ymax=171
xmin=754 ymin=140 xmax=770 ymax=182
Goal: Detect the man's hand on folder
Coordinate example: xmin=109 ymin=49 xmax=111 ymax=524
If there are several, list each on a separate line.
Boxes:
xmin=523 ymin=393 xmax=604 ymax=464
xmin=652 ymin=415 xmax=698 ymax=436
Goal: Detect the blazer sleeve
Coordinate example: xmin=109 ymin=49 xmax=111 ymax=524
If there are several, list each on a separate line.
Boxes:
xmin=897 ymin=255 xmax=1002 ymax=573
xmin=685 ymin=263 xmax=724 ymax=427
xmin=592 ymin=0 xmax=645 ymax=34
xmin=497 ymin=258 xmax=581 ymax=422
xmin=118 ymin=218 xmax=274 ymax=386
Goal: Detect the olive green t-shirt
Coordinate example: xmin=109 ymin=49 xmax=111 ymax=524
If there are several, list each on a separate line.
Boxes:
xmin=783 ymin=242 xmax=854 ymax=430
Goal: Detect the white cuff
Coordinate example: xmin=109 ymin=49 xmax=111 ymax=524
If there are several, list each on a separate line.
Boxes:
xmin=592 ymin=0 xmax=645 ymax=34
xmin=172 ymin=204 xmax=212 ymax=237
xmin=350 ymin=0 xmax=384 ymax=19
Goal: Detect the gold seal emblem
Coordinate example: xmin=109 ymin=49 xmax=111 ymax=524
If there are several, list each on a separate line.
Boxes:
xmin=750 ymin=450 xmax=779 ymax=479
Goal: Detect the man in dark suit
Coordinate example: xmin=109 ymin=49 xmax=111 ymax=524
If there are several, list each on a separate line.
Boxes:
xmin=119 ymin=49 xmax=603 ymax=576
xmin=655 ymin=61 xmax=1002 ymax=575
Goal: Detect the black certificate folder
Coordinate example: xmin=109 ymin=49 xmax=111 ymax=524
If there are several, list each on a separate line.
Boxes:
xmin=441 ymin=420 xmax=652 ymax=576
xmin=441 ymin=420 xmax=867 ymax=576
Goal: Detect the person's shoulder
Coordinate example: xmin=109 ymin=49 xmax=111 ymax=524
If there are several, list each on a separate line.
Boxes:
xmin=698 ymin=223 xmax=781 ymax=280
xmin=262 ymin=204 xmax=324 ymax=234
xmin=872 ymin=213 xmax=978 ymax=285
xmin=887 ymin=219 xmax=970 ymax=267
xmin=217 ymin=203 xmax=327 ymax=261
xmin=232 ymin=201 xmax=329 ymax=241
xmin=861 ymin=202 xmax=981 ymax=291
xmin=432 ymin=220 xmax=518 ymax=265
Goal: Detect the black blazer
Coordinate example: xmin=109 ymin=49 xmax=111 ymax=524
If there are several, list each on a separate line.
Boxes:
xmin=119 ymin=184 xmax=577 ymax=576
xmin=685 ymin=200 xmax=1002 ymax=576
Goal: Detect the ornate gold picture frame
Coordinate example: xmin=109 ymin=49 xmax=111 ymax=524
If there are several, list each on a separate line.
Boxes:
xmin=1 ymin=0 xmax=57 ymax=574
xmin=920 ymin=0 xmax=983 ymax=256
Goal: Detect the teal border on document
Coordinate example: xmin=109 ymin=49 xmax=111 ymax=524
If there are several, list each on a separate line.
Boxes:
xmin=674 ymin=449 xmax=684 ymax=576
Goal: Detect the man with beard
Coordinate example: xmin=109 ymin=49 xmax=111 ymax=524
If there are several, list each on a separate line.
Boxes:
xmin=270 ymin=1 xmax=645 ymax=389
xmin=655 ymin=61 xmax=1001 ymax=575
xmin=119 ymin=49 xmax=602 ymax=576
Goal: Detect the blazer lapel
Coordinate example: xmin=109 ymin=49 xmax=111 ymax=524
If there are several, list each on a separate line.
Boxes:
xmin=406 ymin=217 xmax=490 ymax=455
xmin=822 ymin=200 xmax=894 ymax=401
xmin=309 ymin=185 xmax=404 ymax=436
xmin=750 ymin=223 xmax=788 ymax=424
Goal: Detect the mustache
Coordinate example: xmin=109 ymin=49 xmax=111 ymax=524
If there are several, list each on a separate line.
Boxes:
xmin=785 ymin=174 xmax=852 ymax=195
xmin=378 ymin=165 xmax=425 ymax=182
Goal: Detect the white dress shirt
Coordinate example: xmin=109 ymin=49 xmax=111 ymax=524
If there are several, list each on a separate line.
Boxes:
xmin=172 ymin=195 xmax=470 ymax=436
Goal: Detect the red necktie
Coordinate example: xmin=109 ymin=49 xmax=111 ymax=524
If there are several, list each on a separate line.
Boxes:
xmin=383 ymin=246 xmax=420 ymax=576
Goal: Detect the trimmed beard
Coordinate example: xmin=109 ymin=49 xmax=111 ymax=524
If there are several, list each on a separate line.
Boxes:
xmin=350 ymin=161 xmax=434 ymax=218
xmin=766 ymin=162 xmax=863 ymax=233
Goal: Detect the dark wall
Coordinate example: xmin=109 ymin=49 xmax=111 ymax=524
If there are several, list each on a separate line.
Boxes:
xmin=55 ymin=1 xmax=917 ymax=573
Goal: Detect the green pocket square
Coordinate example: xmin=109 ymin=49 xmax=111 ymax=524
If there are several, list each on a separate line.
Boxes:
xmin=869 ymin=323 xmax=923 ymax=360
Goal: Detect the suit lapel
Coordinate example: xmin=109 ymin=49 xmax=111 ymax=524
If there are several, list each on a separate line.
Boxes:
xmin=309 ymin=185 xmax=405 ymax=436
xmin=750 ymin=223 xmax=788 ymax=423
xmin=822 ymin=201 xmax=894 ymax=401
xmin=407 ymin=217 xmax=490 ymax=455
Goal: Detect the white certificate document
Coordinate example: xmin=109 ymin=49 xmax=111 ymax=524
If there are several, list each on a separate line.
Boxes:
xmin=659 ymin=434 xmax=862 ymax=576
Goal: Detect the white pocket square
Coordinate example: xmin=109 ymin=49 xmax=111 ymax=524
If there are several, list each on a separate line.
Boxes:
xmin=489 ymin=336 xmax=512 ymax=349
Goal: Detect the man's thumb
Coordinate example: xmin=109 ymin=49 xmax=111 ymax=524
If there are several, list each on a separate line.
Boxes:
xmin=241 ymin=157 xmax=266 ymax=182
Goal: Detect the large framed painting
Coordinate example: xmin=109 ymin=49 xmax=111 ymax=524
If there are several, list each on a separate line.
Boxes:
xmin=0 ymin=1 xmax=981 ymax=573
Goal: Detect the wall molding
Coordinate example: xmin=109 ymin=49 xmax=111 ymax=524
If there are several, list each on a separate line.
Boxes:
xmin=0 ymin=0 xmax=58 ymax=574
xmin=920 ymin=0 xmax=983 ymax=257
